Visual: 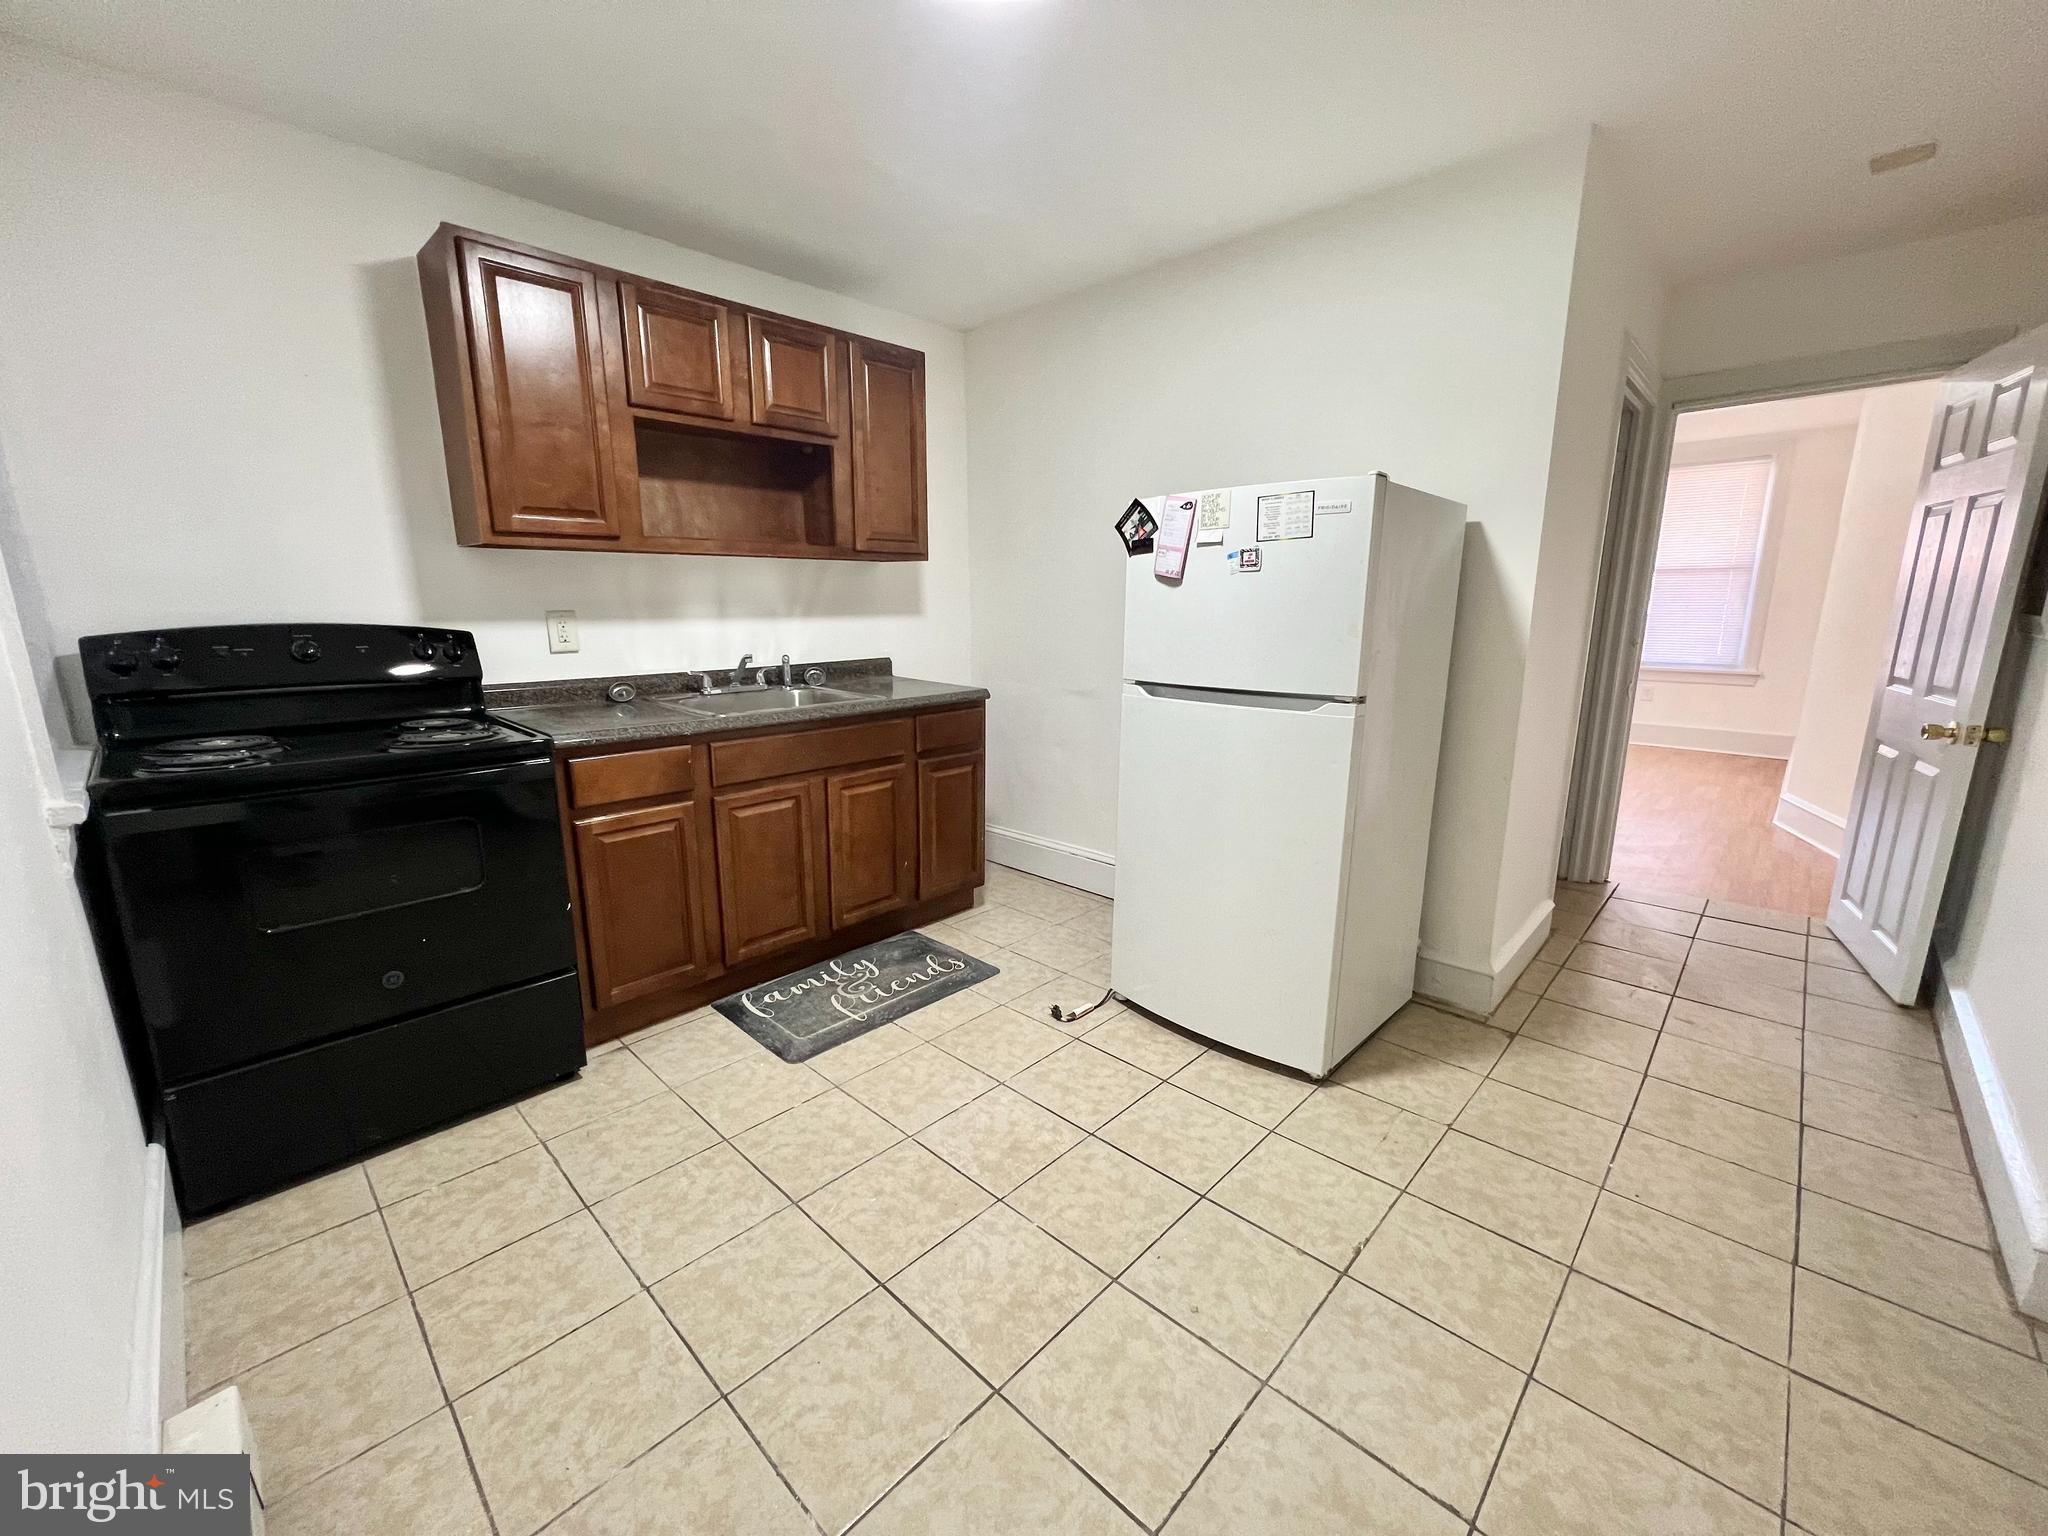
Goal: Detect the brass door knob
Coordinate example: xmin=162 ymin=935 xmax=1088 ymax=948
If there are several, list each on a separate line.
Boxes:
xmin=1922 ymin=721 xmax=2012 ymax=744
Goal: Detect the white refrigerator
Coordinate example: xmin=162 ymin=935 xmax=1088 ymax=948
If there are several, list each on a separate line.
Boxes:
xmin=1110 ymin=474 xmax=1464 ymax=1076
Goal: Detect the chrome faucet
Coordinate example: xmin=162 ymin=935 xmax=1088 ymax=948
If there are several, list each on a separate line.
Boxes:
xmin=779 ymin=654 xmax=794 ymax=687
xmin=733 ymin=652 xmax=770 ymax=693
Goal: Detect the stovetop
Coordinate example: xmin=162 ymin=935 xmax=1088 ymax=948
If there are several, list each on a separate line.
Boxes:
xmin=78 ymin=624 xmax=556 ymax=810
xmin=88 ymin=711 xmax=552 ymax=807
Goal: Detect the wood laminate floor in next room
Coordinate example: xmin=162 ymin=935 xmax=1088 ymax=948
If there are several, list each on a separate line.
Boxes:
xmin=1610 ymin=745 xmax=1838 ymax=918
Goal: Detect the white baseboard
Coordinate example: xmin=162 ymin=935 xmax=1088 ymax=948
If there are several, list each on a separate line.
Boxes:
xmin=127 ymin=1143 xmax=182 ymax=1451
xmin=1628 ymin=722 xmax=1794 ymax=759
xmin=986 ymin=825 xmax=1116 ymax=898
xmin=1772 ymin=790 xmax=1846 ymax=857
xmin=1933 ymin=968 xmax=2048 ymax=1318
xmin=1416 ymin=899 xmax=1553 ymax=1019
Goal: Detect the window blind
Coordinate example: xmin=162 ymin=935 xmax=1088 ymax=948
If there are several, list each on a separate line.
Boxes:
xmin=1642 ymin=456 xmax=1774 ymax=670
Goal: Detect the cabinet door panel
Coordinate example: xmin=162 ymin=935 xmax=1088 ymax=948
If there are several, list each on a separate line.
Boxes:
xmin=621 ymin=283 xmax=735 ymax=420
xmin=460 ymin=239 xmax=627 ymax=540
xmin=918 ymin=752 xmax=984 ymax=900
xmin=747 ymin=314 xmax=837 ymax=435
xmin=827 ymin=761 xmax=916 ymax=929
xmin=851 ymin=339 xmax=927 ymax=554
xmin=573 ymin=798 xmax=717 ymax=1008
xmin=714 ymin=776 xmax=829 ymax=966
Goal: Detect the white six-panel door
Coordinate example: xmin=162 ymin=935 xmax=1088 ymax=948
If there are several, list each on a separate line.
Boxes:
xmin=1831 ymin=326 xmax=2048 ymax=1000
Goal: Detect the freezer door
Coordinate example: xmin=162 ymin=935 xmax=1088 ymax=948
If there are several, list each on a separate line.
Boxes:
xmin=1123 ymin=475 xmax=1384 ymax=698
xmin=1109 ymin=682 xmax=1357 ymax=1075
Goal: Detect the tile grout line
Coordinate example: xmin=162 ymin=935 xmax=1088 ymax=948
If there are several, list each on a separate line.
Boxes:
xmin=195 ymin=878 xmax=2047 ymax=1529
xmin=537 ymin=1094 xmax=830 ymax=1535
xmin=376 ymin=1197 xmax=506 ymax=1536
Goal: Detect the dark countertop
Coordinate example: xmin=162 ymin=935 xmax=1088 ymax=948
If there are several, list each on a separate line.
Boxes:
xmin=487 ymin=657 xmax=987 ymax=749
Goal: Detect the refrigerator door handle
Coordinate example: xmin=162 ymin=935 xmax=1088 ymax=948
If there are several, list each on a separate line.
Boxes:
xmin=1131 ymin=680 xmax=1362 ymax=711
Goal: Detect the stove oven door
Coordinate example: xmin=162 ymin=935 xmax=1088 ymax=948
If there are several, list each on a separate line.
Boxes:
xmin=95 ymin=759 xmax=576 ymax=1084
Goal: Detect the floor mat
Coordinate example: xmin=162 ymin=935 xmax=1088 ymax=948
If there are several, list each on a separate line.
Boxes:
xmin=711 ymin=931 xmax=998 ymax=1062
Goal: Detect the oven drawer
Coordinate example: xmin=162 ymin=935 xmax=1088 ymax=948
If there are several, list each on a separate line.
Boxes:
xmin=95 ymin=760 xmax=576 ymax=1084
xmin=163 ymin=971 xmax=584 ymax=1214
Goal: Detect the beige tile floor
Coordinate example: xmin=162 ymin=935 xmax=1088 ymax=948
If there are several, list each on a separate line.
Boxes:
xmin=182 ymin=868 xmax=2048 ymax=1534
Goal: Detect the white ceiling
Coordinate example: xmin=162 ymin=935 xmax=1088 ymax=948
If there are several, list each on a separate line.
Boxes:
xmin=4 ymin=1 xmax=2045 ymax=327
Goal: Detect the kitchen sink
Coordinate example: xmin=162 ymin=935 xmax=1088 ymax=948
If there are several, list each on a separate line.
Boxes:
xmin=670 ymin=685 xmax=864 ymax=717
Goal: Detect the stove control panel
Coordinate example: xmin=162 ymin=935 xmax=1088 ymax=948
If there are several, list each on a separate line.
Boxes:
xmin=81 ymin=624 xmax=486 ymax=697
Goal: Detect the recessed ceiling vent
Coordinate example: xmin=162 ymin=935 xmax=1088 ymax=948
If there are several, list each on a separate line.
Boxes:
xmin=1869 ymin=141 xmax=1937 ymax=174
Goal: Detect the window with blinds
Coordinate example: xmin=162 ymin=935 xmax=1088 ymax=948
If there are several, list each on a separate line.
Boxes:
xmin=1642 ymin=456 xmax=1776 ymax=671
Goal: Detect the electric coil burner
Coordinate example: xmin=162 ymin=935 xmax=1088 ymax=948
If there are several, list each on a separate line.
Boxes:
xmin=137 ymin=733 xmax=285 ymax=773
xmin=387 ymin=716 xmax=511 ymax=750
xmin=77 ymin=623 xmax=585 ymax=1214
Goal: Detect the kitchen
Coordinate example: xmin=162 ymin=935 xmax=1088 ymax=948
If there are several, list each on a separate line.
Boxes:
xmin=8 ymin=10 xmax=2048 ymax=1536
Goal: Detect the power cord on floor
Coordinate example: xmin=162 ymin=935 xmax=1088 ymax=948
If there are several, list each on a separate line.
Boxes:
xmin=1047 ymin=989 xmax=1123 ymax=1025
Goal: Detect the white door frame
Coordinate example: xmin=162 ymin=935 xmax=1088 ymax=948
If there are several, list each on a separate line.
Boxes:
xmin=1557 ymin=326 xmax=2016 ymax=886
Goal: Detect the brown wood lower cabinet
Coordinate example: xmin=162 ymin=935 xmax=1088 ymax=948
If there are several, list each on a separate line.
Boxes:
xmin=917 ymin=750 xmax=985 ymax=900
xmin=570 ymin=796 xmax=719 ymax=1009
xmin=561 ymin=700 xmax=986 ymax=1044
xmin=712 ymin=774 xmax=830 ymax=966
xmin=826 ymin=760 xmax=917 ymax=928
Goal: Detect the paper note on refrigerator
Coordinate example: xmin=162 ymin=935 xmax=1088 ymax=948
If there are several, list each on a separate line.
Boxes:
xmin=1255 ymin=489 xmax=1315 ymax=541
xmin=1154 ymin=493 xmax=1199 ymax=580
xmin=1194 ymin=488 xmax=1231 ymax=544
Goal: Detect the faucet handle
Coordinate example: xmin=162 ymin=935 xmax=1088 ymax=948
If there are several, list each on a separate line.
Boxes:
xmin=738 ymin=652 xmax=754 ymax=670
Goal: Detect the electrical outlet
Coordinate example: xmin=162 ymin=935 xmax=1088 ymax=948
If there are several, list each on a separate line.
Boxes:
xmin=545 ymin=610 xmax=579 ymax=654
xmin=1637 ymin=683 xmax=1655 ymax=705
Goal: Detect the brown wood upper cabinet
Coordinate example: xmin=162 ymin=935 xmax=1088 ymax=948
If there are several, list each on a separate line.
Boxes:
xmin=448 ymin=239 xmax=633 ymax=542
xmin=747 ymin=314 xmax=837 ymax=436
xmin=851 ymin=339 xmax=927 ymax=553
xmin=621 ymin=283 xmax=735 ymax=421
xmin=419 ymin=223 xmax=926 ymax=560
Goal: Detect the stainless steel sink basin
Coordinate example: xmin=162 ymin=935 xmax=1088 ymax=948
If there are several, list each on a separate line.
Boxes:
xmin=670 ymin=686 xmax=863 ymax=717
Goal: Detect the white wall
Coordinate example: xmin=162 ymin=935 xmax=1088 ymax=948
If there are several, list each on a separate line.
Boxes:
xmin=1491 ymin=134 xmax=1667 ymax=969
xmin=0 ymin=43 xmax=973 ymax=740
xmin=1664 ymin=211 xmax=2048 ymax=378
xmin=966 ymin=129 xmax=1661 ymax=1006
xmin=1630 ymin=398 xmax=1861 ymax=756
xmin=1941 ymin=624 xmax=2048 ymax=1310
xmin=1779 ymin=379 xmax=1946 ymax=838
xmin=0 ymin=517 xmax=158 ymax=1451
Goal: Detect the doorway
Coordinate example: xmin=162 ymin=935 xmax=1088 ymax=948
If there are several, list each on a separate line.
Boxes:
xmin=1569 ymin=375 xmax=1946 ymax=915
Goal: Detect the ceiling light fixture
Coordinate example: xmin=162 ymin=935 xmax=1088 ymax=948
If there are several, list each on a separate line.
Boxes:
xmin=1869 ymin=141 xmax=1937 ymax=175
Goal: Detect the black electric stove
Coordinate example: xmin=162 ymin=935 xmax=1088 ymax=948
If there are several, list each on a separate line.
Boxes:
xmin=77 ymin=623 xmax=585 ymax=1215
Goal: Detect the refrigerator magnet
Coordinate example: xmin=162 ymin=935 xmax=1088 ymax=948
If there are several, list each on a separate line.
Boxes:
xmin=1194 ymin=488 xmax=1231 ymax=545
xmin=1116 ymin=498 xmax=1159 ymax=555
xmin=1228 ymin=547 xmax=1261 ymax=572
xmin=1254 ymin=489 xmax=1315 ymax=541
xmin=1154 ymin=494 xmax=1198 ymax=581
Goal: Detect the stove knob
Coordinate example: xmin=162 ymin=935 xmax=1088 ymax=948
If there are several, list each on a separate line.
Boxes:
xmin=289 ymin=637 xmax=322 ymax=663
xmin=411 ymin=634 xmax=438 ymax=662
xmin=147 ymin=638 xmax=182 ymax=672
xmin=442 ymin=635 xmax=468 ymax=662
xmin=105 ymin=648 xmax=140 ymax=676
